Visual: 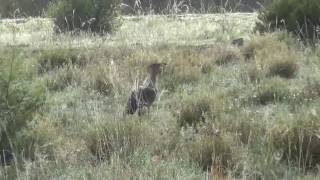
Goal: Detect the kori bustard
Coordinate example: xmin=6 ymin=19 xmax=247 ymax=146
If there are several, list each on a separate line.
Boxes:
xmin=126 ymin=63 xmax=166 ymax=116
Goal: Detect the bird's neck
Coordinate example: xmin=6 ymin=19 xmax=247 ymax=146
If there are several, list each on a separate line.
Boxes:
xmin=148 ymin=73 xmax=157 ymax=87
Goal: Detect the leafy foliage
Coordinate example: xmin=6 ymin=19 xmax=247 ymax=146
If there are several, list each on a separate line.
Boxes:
xmin=46 ymin=0 xmax=120 ymax=33
xmin=0 ymin=48 xmax=45 ymax=162
xmin=256 ymin=0 xmax=320 ymax=42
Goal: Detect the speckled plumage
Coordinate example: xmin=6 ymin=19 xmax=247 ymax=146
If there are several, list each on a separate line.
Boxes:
xmin=126 ymin=63 xmax=165 ymax=116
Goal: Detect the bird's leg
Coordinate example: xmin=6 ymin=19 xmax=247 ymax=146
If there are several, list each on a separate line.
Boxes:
xmin=138 ymin=106 xmax=143 ymax=116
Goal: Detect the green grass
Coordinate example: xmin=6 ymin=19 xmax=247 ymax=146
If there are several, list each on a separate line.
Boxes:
xmin=1 ymin=13 xmax=320 ymax=179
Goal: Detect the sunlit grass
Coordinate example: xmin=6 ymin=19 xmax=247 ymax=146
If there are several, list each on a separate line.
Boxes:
xmin=1 ymin=12 xmax=320 ymax=179
xmin=0 ymin=13 xmax=257 ymax=47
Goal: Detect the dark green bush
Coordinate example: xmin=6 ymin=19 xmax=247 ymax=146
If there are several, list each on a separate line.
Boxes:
xmin=46 ymin=0 xmax=120 ymax=33
xmin=256 ymin=0 xmax=320 ymax=42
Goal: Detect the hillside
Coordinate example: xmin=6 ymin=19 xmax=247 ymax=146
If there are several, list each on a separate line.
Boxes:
xmin=1 ymin=13 xmax=320 ymax=179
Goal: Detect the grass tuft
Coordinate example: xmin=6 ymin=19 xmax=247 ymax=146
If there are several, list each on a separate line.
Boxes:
xmin=86 ymin=119 xmax=156 ymax=162
xmin=177 ymin=95 xmax=213 ymax=128
xmin=254 ymin=77 xmax=291 ymax=105
xmin=187 ymin=134 xmax=232 ymax=171
xmin=38 ymin=49 xmax=87 ymax=73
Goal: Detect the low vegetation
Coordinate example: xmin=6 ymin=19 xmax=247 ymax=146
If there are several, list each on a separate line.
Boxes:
xmin=0 ymin=7 xmax=320 ymax=180
xmin=46 ymin=0 xmax=121 ymax=33
xmin=256 ymin=0 xmax=320 ymax=43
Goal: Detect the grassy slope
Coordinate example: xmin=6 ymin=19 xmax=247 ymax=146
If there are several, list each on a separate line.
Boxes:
xmin=1 ymin=14 xmax=320 ymax=179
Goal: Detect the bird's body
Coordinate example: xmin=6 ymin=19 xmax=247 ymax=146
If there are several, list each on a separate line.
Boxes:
xmin=126 ymin=63 xmax=165 ymax=116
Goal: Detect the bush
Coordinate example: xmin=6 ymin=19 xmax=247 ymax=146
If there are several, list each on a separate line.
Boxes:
xmin=46 ymin=0 xmax=120 ymax=33
xmin=0 ymin=48 xmax=46 ymax=164
xmin=256 ymin=0 xmax=320 ymax=43
xmin=242 ymin=33 xmax=299 ymax=79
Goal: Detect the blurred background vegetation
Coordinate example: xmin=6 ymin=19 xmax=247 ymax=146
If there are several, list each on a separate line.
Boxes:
xmin=1 ymin=0 xmax=320 ymax=179
xmin=0 ymin=0 xmax=272 ymax=18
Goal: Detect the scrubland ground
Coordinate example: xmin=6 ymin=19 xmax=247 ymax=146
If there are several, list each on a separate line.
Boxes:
xmin=1 ymin=13 xmax=320 ymax=179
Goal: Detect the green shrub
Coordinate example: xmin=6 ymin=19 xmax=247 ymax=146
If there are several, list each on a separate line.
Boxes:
xmin=0 ymin=49 xmax=46 ymax=163
xmin=46 ymin=0 xmax=120 ymax=33
xmin=256 ymin=0 xmax=320 ymax=42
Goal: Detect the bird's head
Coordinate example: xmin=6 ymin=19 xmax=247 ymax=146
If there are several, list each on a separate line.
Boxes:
xmin=148 ymin=63 xmax=167 ymax=75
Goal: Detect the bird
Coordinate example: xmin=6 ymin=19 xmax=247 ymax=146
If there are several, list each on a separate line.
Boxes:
xmin=126 ymin=63 xmax=166 ymax=116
